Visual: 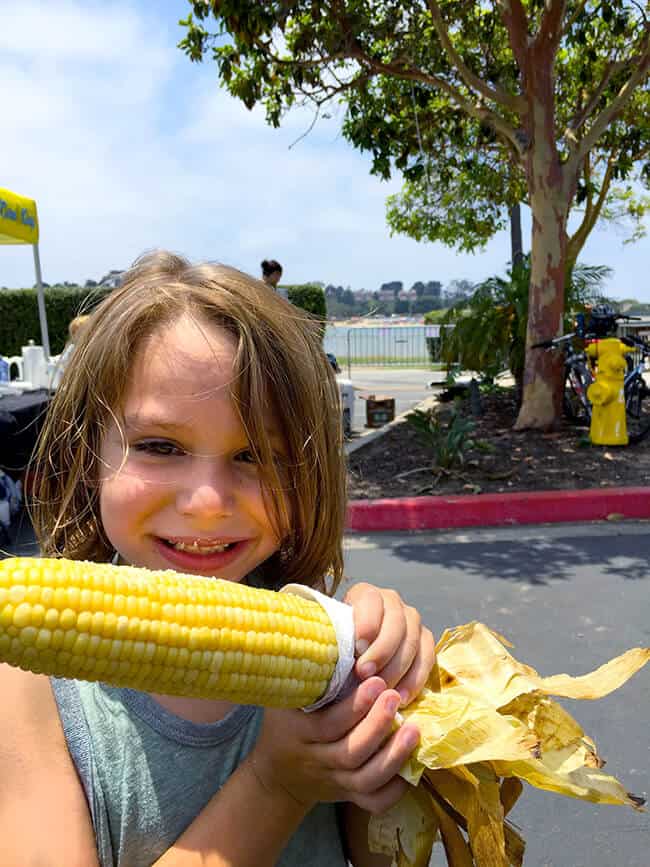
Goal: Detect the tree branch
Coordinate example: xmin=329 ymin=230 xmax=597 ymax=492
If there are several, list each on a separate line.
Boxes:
xmin=567 ymin=35 xmax=650 ymax=173
xmin=567 ymin=150 xmax=617 ymax=265
xmin=496 ymin=0 xmax=530 ymax=72
xmin=426 ymin=0 xmax=525 ymax=113
xmin=565 ymin=57 xmax=634 ymax=142
xmin=536 ymin=0 xmax=568 ymax=50
xmin=561 ymin=0 xmax=590 ymax=37
xmin=351 ymin=47 xmax=523 ymax=156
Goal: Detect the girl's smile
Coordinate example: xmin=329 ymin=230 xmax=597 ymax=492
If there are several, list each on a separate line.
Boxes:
xmin=98 ymin=315 xmax=283 ymax=582
xmin=152 ymin=534 xmax=253 ymax=572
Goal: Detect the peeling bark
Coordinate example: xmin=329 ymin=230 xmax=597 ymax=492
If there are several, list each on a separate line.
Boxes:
xmin=514 ymin=12 xmax=575 ymax=431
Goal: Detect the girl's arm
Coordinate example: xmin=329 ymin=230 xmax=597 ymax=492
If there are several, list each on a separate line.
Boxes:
xmin=0 ymin=664 xmax=100 ymax=867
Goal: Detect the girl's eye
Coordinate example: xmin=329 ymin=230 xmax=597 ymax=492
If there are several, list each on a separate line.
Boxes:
xmin=235 ymin=449 xmax=258 ymax=465
xmin=132 ymin=439 xmax=185 ymax=457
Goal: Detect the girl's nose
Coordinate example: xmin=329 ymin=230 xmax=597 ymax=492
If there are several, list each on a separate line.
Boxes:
xmin=176 ymin=461 xmax=235 ymax=519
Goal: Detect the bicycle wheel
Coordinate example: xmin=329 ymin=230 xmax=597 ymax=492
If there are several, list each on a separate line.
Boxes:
xmin=564 ymin=366 xmax=591 ymax=426
xmin=625 ymin=374 xmax=650 ymax=443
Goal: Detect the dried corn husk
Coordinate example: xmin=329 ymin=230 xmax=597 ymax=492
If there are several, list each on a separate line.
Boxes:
xmin=369 ymin=622 xmax=649 ymax=867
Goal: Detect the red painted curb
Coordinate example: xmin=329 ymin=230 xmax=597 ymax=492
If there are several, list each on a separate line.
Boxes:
xmin=346 ymin=487 xmax=650 ymax=532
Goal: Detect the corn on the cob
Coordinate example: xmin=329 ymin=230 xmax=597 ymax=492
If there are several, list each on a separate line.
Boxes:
xmin=0 ymin=557 xmax=339 ymax=708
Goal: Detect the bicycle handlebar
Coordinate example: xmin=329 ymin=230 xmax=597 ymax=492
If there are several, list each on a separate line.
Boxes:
xmin=531 ymin=332 xmax=577 ymax=350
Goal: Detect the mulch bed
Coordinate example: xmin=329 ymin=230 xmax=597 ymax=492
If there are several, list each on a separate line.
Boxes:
xmin=347 ymin=386 xmax=650 ymax=500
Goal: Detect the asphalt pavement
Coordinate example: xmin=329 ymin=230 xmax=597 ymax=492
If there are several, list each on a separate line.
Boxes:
xmin=342 ymin=521 xmax=650 ymax=867
xmin=341 ymin=365 xmax=438 ymax=441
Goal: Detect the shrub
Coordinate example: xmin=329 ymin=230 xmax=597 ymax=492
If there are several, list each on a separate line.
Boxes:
xmin=0 ymin=285 xmax=110 ymax=356
xmin=285 ymin=283 xmax=327 ymax=340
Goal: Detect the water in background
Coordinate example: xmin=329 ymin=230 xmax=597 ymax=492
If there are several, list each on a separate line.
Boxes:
xmin=324 ymin=323 xmax=442 ymax=366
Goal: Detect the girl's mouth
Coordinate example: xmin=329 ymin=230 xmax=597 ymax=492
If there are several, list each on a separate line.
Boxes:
xmin=169 ymin=539 xmax=234 ymax=554
xmin=154 ymin=536 xmax=249 ymax=573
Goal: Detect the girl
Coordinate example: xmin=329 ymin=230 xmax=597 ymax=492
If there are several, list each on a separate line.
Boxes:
xmin=0 ymin=252 xmax=435 ymax=866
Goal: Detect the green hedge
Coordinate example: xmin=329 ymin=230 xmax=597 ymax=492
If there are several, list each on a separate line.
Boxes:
xmin=284 ymin=284 xmax=327 ymax=341
xmin=0 ymin=286 xmax=110 ymax=356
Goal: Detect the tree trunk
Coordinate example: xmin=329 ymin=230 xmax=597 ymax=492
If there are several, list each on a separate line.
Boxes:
xmin=514 ymin=186 xmax=569 ymax=430
xmin=514 ymin=29 xmax=575 ymax=431
xmin=510 ymin=202 xmax=524 ymax=267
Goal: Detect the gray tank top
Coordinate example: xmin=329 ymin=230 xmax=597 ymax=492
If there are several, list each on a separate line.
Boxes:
xmin=50 ymin=678 xmax=348 ymax=867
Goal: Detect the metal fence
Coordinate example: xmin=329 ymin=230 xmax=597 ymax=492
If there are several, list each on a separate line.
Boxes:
xmin=617 ymin=320 xmax=650 ymax=368
xmin=324 ymin=325 xmax=445 ymax=374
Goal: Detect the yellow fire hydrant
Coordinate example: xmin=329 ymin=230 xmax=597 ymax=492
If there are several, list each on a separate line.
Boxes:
xmin=586 ymin=338 xmax=631 ymax=445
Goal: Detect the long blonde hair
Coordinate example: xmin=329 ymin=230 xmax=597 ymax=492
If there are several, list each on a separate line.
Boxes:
xmin=30 ymin=251 xmax=346 ymax=592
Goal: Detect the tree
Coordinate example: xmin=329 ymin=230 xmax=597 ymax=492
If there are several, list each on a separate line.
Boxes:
xmin=180 ymin=1 xmax=650 ymax=428
xmin=286 ymin=283 xmax=327 ymax=339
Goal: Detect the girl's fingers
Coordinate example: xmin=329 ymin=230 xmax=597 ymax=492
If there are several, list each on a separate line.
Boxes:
xmin=368 ymin=604 xmax=422 ymax=693
xmin=342 ymin=720 xmax=420 ymax=805
xmin=381 ymin=619 xmax=437 ymax=707
xmin=396 ymin=624 xmax=437 ymax=706
xmin=317 ymin=688 xmax=413 ymax=774
xmin=353 ymin=776 xmax=411 ymax=816
xmin=353 ymin=589 xmax=407 ymax=681
xmin=343 ymin=582 xmax=385 ymax=662
xmin=308 ymin=676 xmax=388 ymax=744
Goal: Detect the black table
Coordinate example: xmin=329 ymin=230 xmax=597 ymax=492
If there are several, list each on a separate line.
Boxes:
xmin=0 ymin=389 xmax=51 ymax=477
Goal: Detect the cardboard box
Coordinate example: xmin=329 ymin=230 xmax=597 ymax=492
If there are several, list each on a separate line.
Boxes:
xmin=365 ymin=395 xmax=395 ymax=428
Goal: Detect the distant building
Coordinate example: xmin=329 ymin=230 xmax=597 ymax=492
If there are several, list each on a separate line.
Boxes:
xmin=379 ymin=281 xmax=403 ymax=296
xmin=98 ymin=270 xmax=124 ymax=289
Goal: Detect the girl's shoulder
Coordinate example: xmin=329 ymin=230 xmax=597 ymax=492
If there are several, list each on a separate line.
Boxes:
xmin=0 ymin=664 xmax=99 ymax=866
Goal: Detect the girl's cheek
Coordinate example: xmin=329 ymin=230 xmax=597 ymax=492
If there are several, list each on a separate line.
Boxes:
xmin=100 ymin=464 xmax=171 ymax=508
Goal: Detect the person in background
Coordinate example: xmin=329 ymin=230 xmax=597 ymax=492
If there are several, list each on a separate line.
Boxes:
xmin=261 ymin=258 xmax=283 ymax=289
xmin=51 ymin=313 xmax=92 ymax=388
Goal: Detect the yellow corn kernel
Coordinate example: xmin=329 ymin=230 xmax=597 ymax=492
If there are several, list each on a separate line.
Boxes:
xmin=0 ymin=558 xmax=338 ymax=708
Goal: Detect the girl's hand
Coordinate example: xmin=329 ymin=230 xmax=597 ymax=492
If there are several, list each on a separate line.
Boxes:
xmin=249 ymin=677 xmax=419 ymax=815
xmin=343 ymin=583 xmax=436 ymax=707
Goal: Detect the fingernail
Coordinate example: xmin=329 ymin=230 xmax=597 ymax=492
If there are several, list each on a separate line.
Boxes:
xmin=355 ymin=639 xmax=369 ymax=657
xmin=366 ymin=681 xmax=384 ymax=702
xmin=358 ymin=660 xmax=377 ymax=679
xmin=403 ymin=727 xmax=420 ymax=749
xmin=386 ymin=695 xmax=401 ymax=716
xmin=398 ymin=689 xmax=410 ymax=707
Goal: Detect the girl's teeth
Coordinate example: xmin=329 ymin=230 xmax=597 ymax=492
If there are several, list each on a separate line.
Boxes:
xmin=171 ymin=541 xmax=231 ymax=554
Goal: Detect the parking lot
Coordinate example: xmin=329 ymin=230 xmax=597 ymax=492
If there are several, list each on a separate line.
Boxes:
xmin=340 ymin=366 xmax=441 ymax=441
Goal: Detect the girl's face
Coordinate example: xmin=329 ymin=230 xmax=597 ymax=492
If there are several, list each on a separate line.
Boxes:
xmin=99 ymin=315 xmax=283 ymax=582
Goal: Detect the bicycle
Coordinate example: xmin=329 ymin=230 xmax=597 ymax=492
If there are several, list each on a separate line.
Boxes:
xmin=532 ymin=314 xmax=650 ymax=444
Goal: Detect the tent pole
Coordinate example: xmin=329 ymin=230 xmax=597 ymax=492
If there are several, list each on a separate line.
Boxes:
xmin=32 ymin=243 xmax=50 ymax=357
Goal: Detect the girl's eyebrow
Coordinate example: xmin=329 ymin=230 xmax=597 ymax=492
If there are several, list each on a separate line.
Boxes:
xmin=123 ymin=413 xmax=282 ymax=442
xmin=123 ymin=414 xmax=186 ymax=432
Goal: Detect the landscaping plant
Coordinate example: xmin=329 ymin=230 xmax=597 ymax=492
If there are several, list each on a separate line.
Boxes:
xmin=439 ymin=258 xmax=612 ymax=403
xmin=407 ymin=406 xmax=476 ymax=470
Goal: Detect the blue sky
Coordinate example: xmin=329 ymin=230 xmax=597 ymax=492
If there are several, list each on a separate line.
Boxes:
xmin=1 ymin=0 xmax=649 ymax=298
